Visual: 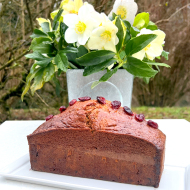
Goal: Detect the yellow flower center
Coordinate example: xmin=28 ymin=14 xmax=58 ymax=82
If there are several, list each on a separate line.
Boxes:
xmin=75 ymin=21 xmax=86 ymax=34
xmin=116 ymin=6 xmax=127 ymax=19
xmin=69 ymin=9 xmax=78 ymax=14
xmin=144 ymin=44 xmax=151 ymax=51
xmin=100 ymin=30 xmax=112 ymax=42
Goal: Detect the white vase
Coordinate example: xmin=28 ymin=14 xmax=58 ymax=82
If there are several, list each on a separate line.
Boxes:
xmin=66 ymin=69 xmax=133 ymax=108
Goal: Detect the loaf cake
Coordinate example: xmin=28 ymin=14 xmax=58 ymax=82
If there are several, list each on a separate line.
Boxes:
xmin=27 ymin=97 xmax=166 ymax=188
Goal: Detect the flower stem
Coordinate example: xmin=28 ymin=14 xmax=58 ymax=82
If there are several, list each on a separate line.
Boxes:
xmin=116 ymin=52 xmax=125 ymax=68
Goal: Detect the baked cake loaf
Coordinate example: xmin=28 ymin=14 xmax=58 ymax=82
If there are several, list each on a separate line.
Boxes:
xmin=27 ymin=97 xmax=166 ymax=188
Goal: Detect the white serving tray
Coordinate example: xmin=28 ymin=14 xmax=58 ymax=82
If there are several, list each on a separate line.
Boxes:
xmin=0 ymin=154 xmax=189 ymax=190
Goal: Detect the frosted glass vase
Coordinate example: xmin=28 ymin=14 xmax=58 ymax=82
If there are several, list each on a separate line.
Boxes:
xmin=66 ymin=69 xmax=133 ymax=108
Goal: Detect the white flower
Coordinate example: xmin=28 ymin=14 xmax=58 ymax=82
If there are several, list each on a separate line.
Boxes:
xmin=132 ymin=28 xmax=166 ymax=60
xmin=51 ymin=0 xmax=83 ymax=20
xmin=88 ymin=18 xmax=119 ymax=52
xmin=109 ymin=0 xmax=138 ymax=25
xmin=93 ymin=12 xmax=110 ymax=26
xmin=64 ymin=3 xmax=99 ymax=45
xmin=62 ymin=0 xmax=83 ymax=14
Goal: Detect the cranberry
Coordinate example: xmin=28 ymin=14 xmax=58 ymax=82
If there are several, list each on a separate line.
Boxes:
xmin=46 ymin=115 xmax=54 ymax=121
xmin=69 ymin=99 xmax=77 ymax=106
xmin=135 ymin=114 xmax=145 ymax=122
xmin=97 ymin=96 xmax=106 ymax=104
xmin=147 ymin=120 xmax=158 ymax=129
xmin=111 ymin=101 xmax=121 ymax=109
xmin=59 ymin=106 xmax=66 ymax=113
xmin=123 ymin=106 xmax=133 ymax=116
xmin=78 ymin=96 xmax=91 ymax=101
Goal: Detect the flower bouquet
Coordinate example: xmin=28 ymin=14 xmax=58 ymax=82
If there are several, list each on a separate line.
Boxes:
xmin=22 ymin=0 xmax=169 ymax=100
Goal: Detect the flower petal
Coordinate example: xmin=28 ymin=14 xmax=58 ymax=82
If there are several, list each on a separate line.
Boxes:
xmin=104 ymin=41 xmax=116 ymax=52
xmin=115 ymin=36 xmax=119 ymax=45
xmin=64 ymin=14 xmax=79 ymax=28
xmin=146 ymin=43 xmax=163 ymax=58
xmin=108 ymin=63 xmax=114 ymax=70
xmin=88 ymin=36 xmax=104 ymax=50
xmin=153 ymin=30 xmax=166 ymax=45
xmin=63 ymin=1 xmax=76 ymax=14
xmin=74 ymin=0 xmax=83 ymax=12
xmin=78 ymin=34 xmax=89 ymax=45
xmin=60 ymin=0 xmax=70 ymax=8
xmin=85 ymin=19 xmax=99 ymax=31
xmin=126 ymin=2 xmax=138 ymax=24
xmin=78 ymin=3 xmax=95 ymax=18
xmin=112 ymin=0 xmax=122 ymax=12
xmin=146 ymin=54 xmax=154 ymax=60
xmin=132 ymin=50 xmax=146 ymax=60
xmin=138 ymin=28 xmax=152 ymax=36
xmin=65 ymin=28 xmax=78 ymax=43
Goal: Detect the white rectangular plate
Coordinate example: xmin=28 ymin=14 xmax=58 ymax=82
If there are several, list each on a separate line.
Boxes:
xmin=0 ymin=154 xmax=188 ymax=190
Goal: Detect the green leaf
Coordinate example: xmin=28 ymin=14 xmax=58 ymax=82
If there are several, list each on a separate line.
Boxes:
xmin=120 ymin=51 xmax=126 ymax=59
xmin=99 ymin=68 xmax=118 ymax=81
xmin=77 ymin=45 xmax=88 ymax=57
xmin=43 ymin=62 xmax=55 ymax=82
xmin=133 ymin=12 xmax=149 ymax=29
xmin=146 ymin=62 xmax=170 ymax=68
xmin=123 ymin=20 xmax=131 ymax=45
xmin=161 ymin=50 xmax=169 ymax=60
xmin=30 ymin=37 xmax=51 ymax=49
xmin=122 ymin=20 xmax=131 ymax=30
xmin=83 ymin=59 xmax=117 ymax=76
xmin=30 ymin=63 xmax=38 ymax=74
xmin=77 ymin=50 xmax=115 ymax=66
xmin=35 ymin=58 xmax=53 ymax=67
xmin=57 ymin=36 xmax=64 ymax=50
xmin=30 ymin=37 xmax=54 ymax=54
xmin=91 ymin=68 xmax=118 ymax=89
xmin=54 ymin=51 xmax=69 ymax=72
xmin=146 ymin=21 xmax=158 ymax=30
xmin=32 ymin=44 xmax=54 ymax=54
xmin=110 ymin=12 xmax=117 ymax=21
xmin=143 ymin=77 xmax=150 ymax=84
xmin=30 ymin=29 xmax=48 ymax=38
xmin=115 ymin=17 xmax=124 ymax=52
xmin=125 ymin=34 xmax=157 ymax=56
xmin=124 ymin=31 xmax=131 ymax=44
xmin=21 ymin=73 xmax=33 ymax=101
xmin=41 ymin=22 xmax=50 ymax=33
xmin=68 ymin=62 xmax=78 ymax=69
xmin=155 ymin=65 xmax=160 ymax=72
xmin=25 ymin=52 xmax=46 ymax=61
xmin=30 ymin=69 xmax=44 ymax=95
xmin=30 ymin=63 xmax=55 ymax=95
xmin=60 ymin=22 xmax=68 ymax=36
xmin=66 ymin=46 xmax=88 ymax=67
xmin=52 ymin=9 xmax=63 ymax=30
xmin=60 ymin=47 xmax=78 ymax=53
xmin=21 ymin=67 xmax=41 ymax=101
xmin=125 ymin=56 xmax=158 ymax=78
xmin=47 ymin=53 xmax=56 ymax=57
xmin=48 ymin=31 xmax=56 ymax=40
xmin=53 ymin=76 xmax=64 ymax=97
xmin=130 ymin=26 xmax=140 ymax=37
xmin=66 ymin=52 xmax=78 ymax=64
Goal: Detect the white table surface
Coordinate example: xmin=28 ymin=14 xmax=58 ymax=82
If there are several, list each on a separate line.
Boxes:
xmin=0 ymin=119 xmax=190 ymax=190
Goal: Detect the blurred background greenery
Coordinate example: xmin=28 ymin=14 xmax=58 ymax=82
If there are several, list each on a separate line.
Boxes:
xmin=0 ymin=0 xmax=190 ymax=123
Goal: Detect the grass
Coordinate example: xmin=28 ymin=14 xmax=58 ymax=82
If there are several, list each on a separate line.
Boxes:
xmin=4 ymin=107 xmax=190 ymax=123
xmin=132 ymin=107 xmax=190 ymax=121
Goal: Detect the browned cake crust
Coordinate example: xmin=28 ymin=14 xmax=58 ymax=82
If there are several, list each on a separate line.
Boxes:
xmin=27 ymin=99 xmax=166 ymax=188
